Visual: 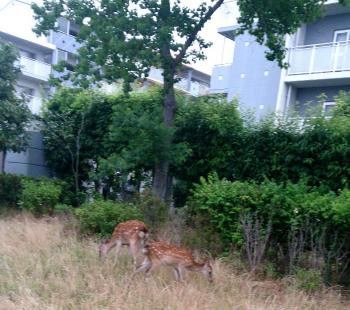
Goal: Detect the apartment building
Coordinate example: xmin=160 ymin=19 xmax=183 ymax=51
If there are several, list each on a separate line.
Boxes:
xmin=144 ymin=66 xmax=210 ymax=97
xmin=211 ymin=0 xmax=350 ymax=118
xmin=0 ymin=0 xmax=54 ymax=176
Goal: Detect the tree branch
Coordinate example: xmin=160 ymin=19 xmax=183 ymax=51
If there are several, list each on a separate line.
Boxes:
xmin=174 ymin=0 xmax=225 ymax=65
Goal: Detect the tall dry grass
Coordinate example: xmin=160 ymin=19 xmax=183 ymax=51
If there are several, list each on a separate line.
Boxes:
xmin=0 ymin=214 xmax=349 ymax=310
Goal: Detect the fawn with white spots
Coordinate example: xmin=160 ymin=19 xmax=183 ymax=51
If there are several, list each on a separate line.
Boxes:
xmin=99 ymin=220 xmax=148 ymax=268
xmin=132 ymin=240 xmax=213 ymax=282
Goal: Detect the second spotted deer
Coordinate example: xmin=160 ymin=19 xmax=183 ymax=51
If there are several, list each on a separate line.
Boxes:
xmin=99 ymin=220 xmax=148 ymax=268
xmin=132 ymin=241 xmax=213 ymax=282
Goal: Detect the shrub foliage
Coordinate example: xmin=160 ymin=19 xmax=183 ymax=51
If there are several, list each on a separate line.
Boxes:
xmin=75 ymin=199 xmax=143 ymax=237
xmin=19 ymin=178 xmax=62 ymax=216
xmin=188 ymin=174 xmax=350 ymax=283
xmin=0 ymin=174 xmax=22 ymax=208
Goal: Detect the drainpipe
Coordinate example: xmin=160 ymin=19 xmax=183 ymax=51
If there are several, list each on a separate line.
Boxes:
xmin=187 ymin=69 xmax=193 ymax=93
xmin=0 ymin=150 xmax=6 ymax=174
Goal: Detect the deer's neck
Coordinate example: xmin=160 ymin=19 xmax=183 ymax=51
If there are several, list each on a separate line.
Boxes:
xmin=187 ymin=261 xmax=205 ymax=272
xmin=106 ymin=239 xmax=117 ymax=250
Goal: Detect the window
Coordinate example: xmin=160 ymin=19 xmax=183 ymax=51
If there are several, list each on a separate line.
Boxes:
xmin=334 ymin=30 xmax=350 ymax=43
xmin=57 ymin=17 xmax=79 ymax=37
xmin=57 ymin=49 xmax=67 ymax=62
xmin=69 ymin=21 xmax=79 ymax=37
xmin=57 ymin=49 xmax=78 ymax=71
xmin=333 ymin=30 xmax=350 ymax=70
xmin=323 ymin=101 xmax=336 ymax=117
xmin=57 ymin=17 xmax=69 ymax=34
xmin=66 ymin=52 xmax=78 ymax=71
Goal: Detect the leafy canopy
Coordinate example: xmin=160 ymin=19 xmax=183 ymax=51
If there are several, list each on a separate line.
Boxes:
xmin=32 ymin=0 xmax=223 ymax=88
xmin=0 ymin=43 xmax=31 ymax=153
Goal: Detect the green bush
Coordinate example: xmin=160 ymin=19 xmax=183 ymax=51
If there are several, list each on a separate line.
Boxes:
xmin=135 ymin=190 xmax=168 ymax=229
xmin=187 ymin=175 xmax=350 ymax=283
xmin=331 ymin=189 xmax=350 ymax=229
xmin=53 ymin=203 xmax=74 ymax=215
xmin=0 ymin=174 xmax=22 ymax=208
xmin=294 ymin=268 xmax=323 ymax=293
xmin=187 ymin=175 xmax=343 ymax=248
xmin=180 ymin=219 xmax=225 ymax=256
xmin=75 ymin=199 xmax=143 ymax=237
xmin=19 ymin=178 xmax=62 ymax=216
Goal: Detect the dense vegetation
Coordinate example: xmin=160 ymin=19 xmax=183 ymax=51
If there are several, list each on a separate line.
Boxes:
xmin=2 ymin=87 xmax=350 ymax=287
xmin=39 ymin=88 xmax=350 ymax=203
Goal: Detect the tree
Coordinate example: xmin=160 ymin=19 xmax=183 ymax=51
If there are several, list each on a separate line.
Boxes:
xmin=332 ymin=91 xmax=350 ymax=117
xmin=41 ymin=88 xmax=111 ymax=204
xmin=173 ymin=95 xmax=243 ymax=205
xmin=0 ymin=43 xmax=31 ymax=173
xmin=32 ymin=0 xmax=344 ymax=200
xmin=32 ymin=0 xmax=225 ymax=200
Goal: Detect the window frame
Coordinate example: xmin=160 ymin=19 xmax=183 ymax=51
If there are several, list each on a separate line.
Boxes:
xmin=323 ymin=101 xmax=336 ymax=118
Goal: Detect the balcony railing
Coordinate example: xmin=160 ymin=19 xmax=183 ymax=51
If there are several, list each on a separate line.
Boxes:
xmin=288 ymin=41 xmax=350 ymax=75
xmin=19 ymin=56 xmax=51 ymax=81
xmin=175 ymin=79 xmax=209 ymax=96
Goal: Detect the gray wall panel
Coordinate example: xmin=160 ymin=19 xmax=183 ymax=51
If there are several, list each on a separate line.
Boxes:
xmin=210 ymin=65 xmax=231 ymax=93
xmin=304 ymin=13 xmax=350 ymax=45
xmin=226 ymin=33 xmax=281 ymax=118
xmin=4 ymin=131 xmax=51 ymax=177
xmin=296 ymin=85 xmax=350 ymax=114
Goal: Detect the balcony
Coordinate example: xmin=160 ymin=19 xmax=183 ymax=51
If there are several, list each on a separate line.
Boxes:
xmin=285 ymin=41 xmax=350 ymax=87
xmin=20 ymin=56 xmax=51 ymax=82
xmin=175 ymin=79 xmax=209 ymax=96
xmin=188 ymin=81 xmax=209 ymax=96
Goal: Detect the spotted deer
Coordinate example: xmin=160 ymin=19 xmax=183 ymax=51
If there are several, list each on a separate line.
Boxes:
xmin=99 ymin=220 xmax=148 ymax=268
xmin=132 ymin=241 xmax=213 ymax=282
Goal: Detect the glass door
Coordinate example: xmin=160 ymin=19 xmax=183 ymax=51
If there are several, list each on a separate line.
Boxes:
xmin=333 ymin=30 xmax=350 ymax=70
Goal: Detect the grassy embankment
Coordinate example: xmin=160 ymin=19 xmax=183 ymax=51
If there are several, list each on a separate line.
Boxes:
xmin=0 ymin=214 xmax=349 ymax=310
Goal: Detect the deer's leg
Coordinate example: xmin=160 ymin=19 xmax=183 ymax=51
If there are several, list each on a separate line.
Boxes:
xmin=131 ymin=258 xmax=152 ymax=279
xmin=173 ymin=267 xmax=181 ymax=281
xmin=177 ymin=266 xmax=185 ymax=282
xmin=129 ymin=239 xmax=139 ymax=269
xmin=100 ymin=242 xmax=115 ymax=261
xmin=144 ymin=262 xmax=158 ymax=278
xmin=113 ymin=240 xmax=122 ymax=266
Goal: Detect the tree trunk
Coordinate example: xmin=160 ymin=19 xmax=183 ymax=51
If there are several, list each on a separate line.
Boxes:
xmin=0 ymin=150 xmax=6 ymax=174
xmin=152 ymin=65 xmax=176 ymax=201
xmin=153 ymin=159 xmax=170 ymax=201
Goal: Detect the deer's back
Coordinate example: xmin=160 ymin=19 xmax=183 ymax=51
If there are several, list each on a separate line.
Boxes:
xmin=145 ymin=241 xmax=195 ymax=266
xmin=112 ymin=220 xmax=148 ymax=242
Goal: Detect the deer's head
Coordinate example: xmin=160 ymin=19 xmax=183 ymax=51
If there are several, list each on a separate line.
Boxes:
xmin=201 ymin=260 xmax=213 ymax=283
